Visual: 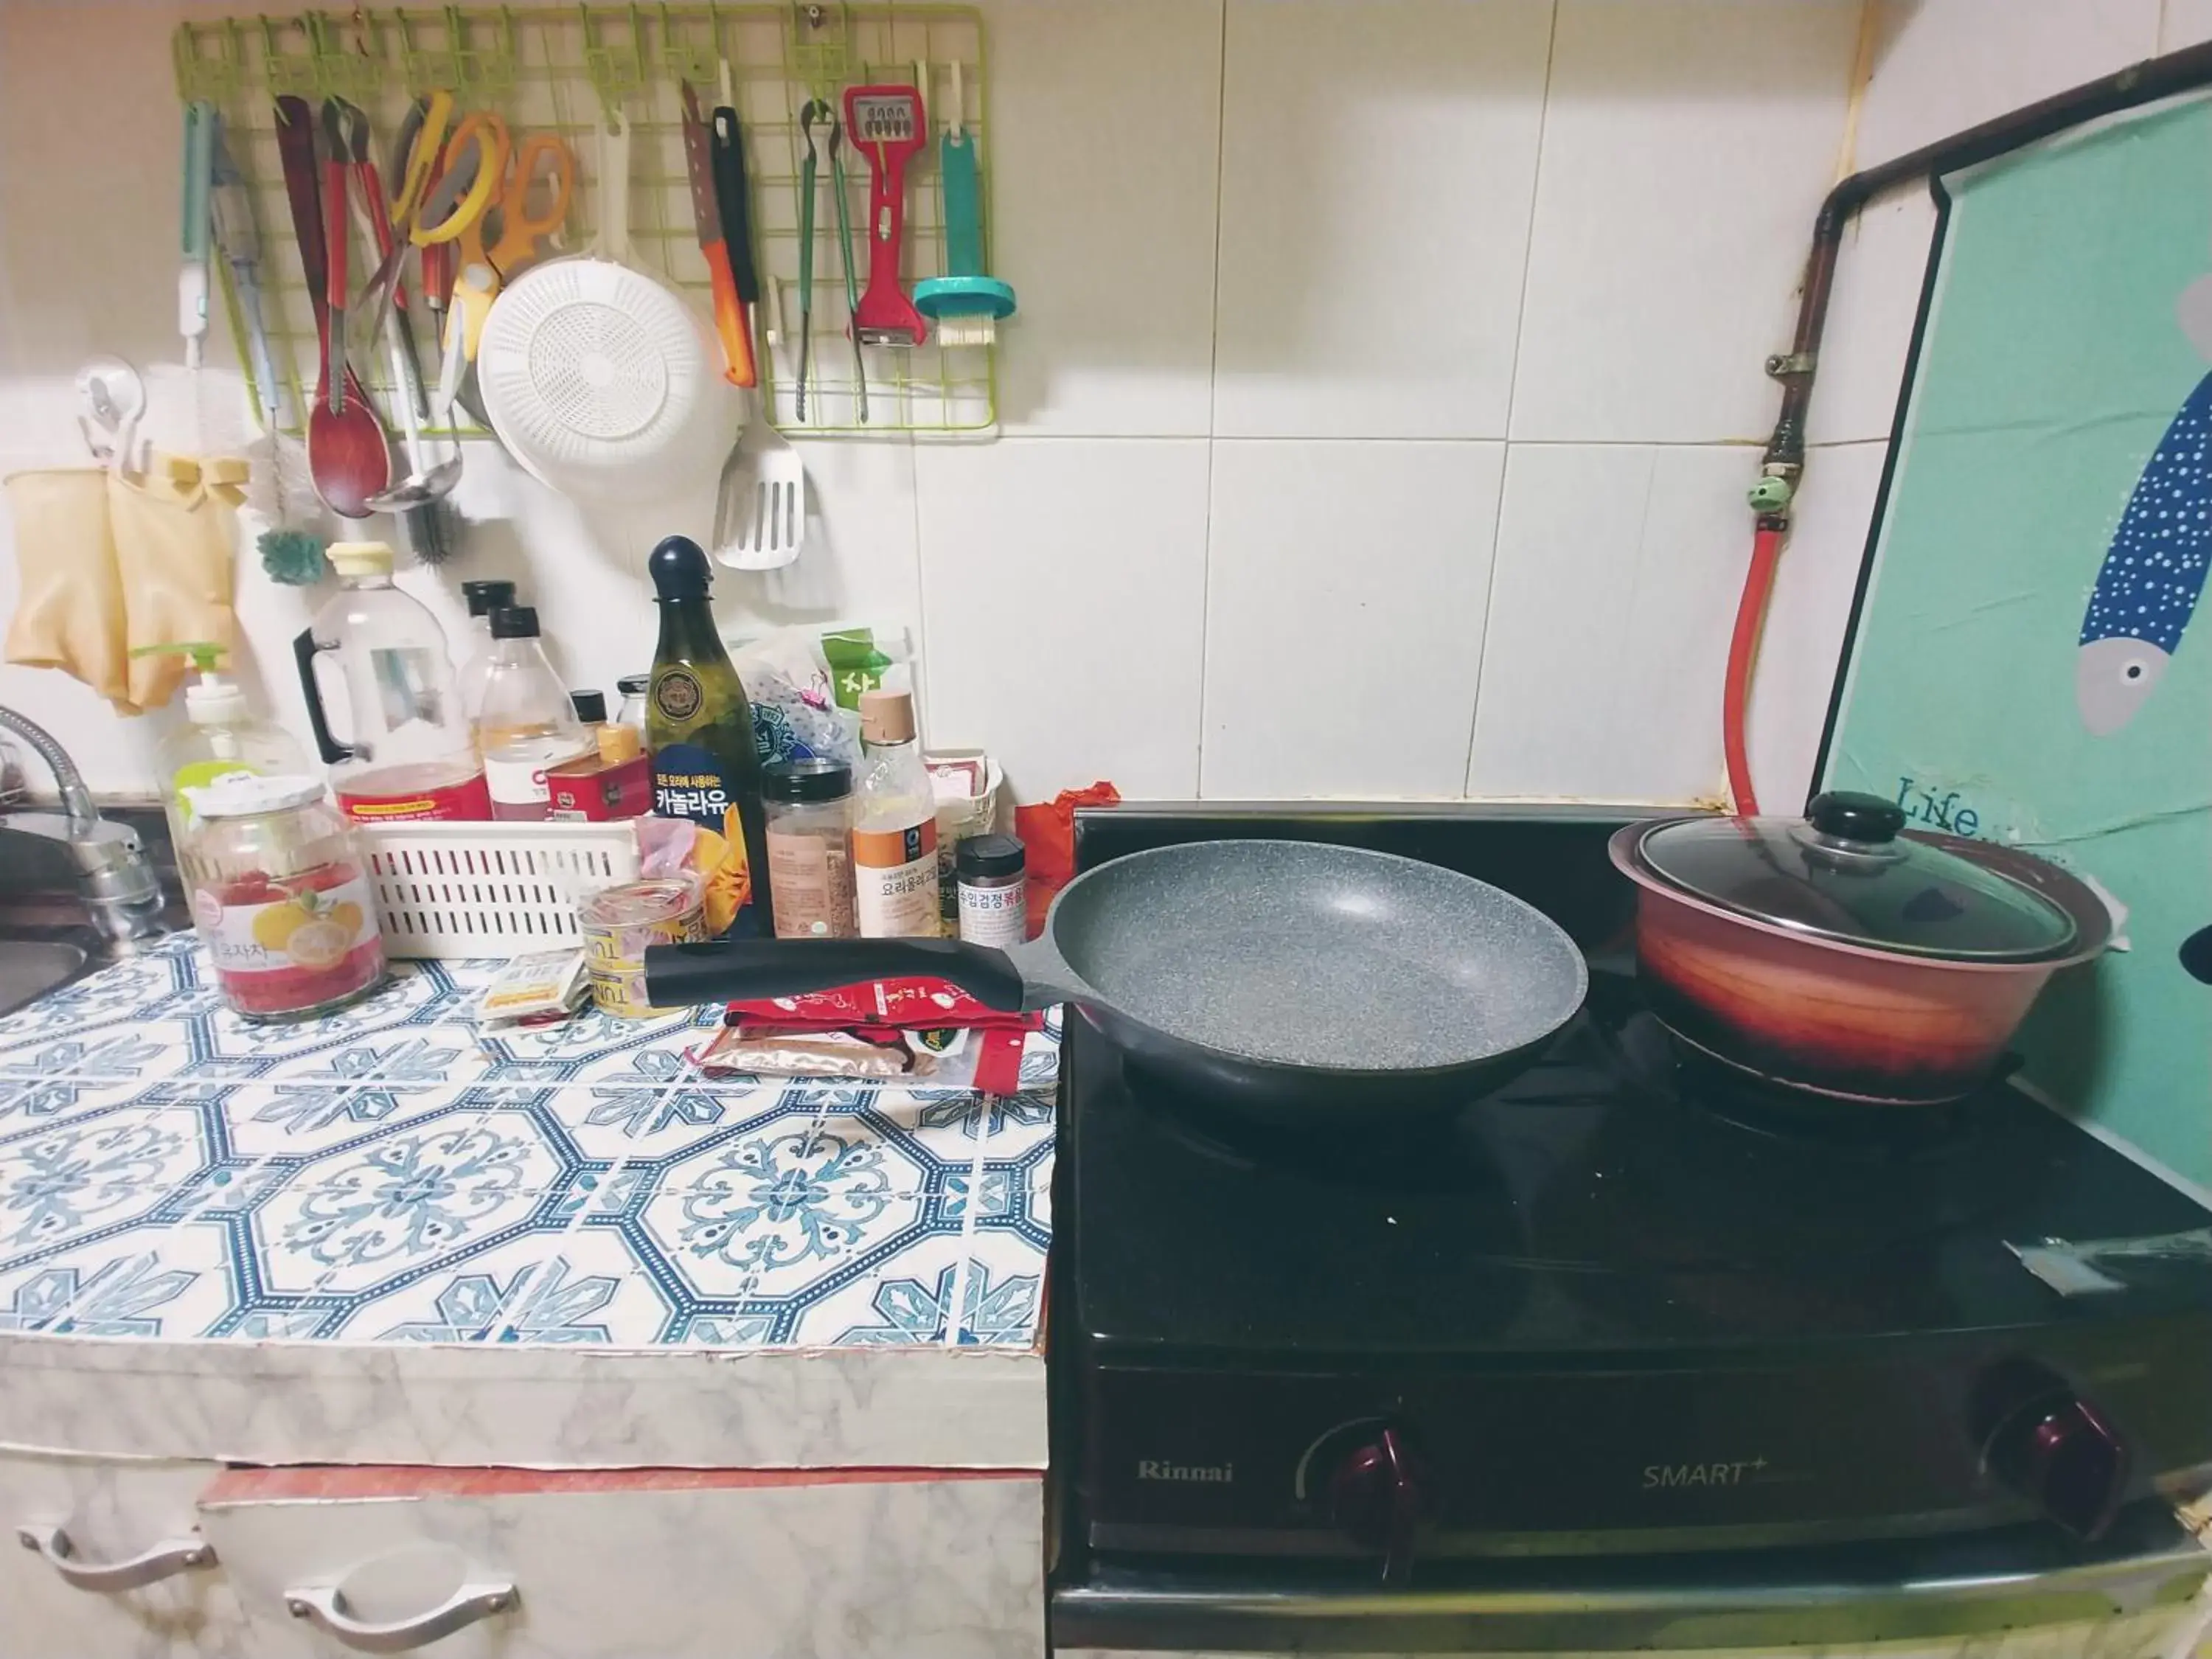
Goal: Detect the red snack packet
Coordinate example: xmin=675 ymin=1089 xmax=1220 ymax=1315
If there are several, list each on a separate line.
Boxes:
xmin=719 ymin=977 xmax=1041 ymax=1093
xmin=1013 ymin=780 xmax=1119 ymax=936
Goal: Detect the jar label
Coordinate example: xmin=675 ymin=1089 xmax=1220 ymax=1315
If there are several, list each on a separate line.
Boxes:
xmin=958 ymin=881 xmax=1029 ymax=948
xmin=194 ymin=870 xmax=380 ymax=985
xmin=653 ymin=742 xmax=735 ymax=831
xmin=767 ymin=830 xmax=858 ymax=938
xmin=486 ymin=741 xmax=593 ymax=813
xmin=853 ymin=819 xmax=940 ymax=938
xmin=337 ymin=772 xmax=493 ymax=822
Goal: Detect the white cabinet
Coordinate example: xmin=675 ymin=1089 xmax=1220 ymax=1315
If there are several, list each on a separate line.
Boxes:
xmin=0 ymin=1448 xmax=251 ymax=1658
xmin=203 ymin=1466 xmax=1046 ymax=1659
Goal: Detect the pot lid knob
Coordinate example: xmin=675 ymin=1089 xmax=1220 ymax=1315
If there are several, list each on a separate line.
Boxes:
xmin=1807 ymin=791 xmax=1906 ymax=845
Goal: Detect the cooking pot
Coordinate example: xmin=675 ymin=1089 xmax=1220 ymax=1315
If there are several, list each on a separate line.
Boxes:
xmin=1611 ymin=792 xmax=2114 ymax=1105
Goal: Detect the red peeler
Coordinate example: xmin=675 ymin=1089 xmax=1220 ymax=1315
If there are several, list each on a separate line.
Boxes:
xmin=842 ymin=83 xmax=928 ymax=347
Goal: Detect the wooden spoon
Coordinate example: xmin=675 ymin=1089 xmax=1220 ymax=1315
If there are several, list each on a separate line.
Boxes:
xmin=274 ymin=97 xmax=389 ymax=518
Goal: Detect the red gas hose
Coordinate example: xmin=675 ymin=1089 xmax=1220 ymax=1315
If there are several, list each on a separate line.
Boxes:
xmin=1722 ymin=521 xmax=1787 ymax=817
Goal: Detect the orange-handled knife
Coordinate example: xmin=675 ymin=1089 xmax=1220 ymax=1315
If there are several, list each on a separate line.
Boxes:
xmin=680 ymin=80 xmax=755 ymax=387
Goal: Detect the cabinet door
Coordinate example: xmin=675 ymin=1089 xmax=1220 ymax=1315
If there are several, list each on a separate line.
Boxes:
xmin=204 ymin=1466 xmax=1045 ymax=1659
xmin=0 ymin=1449 xmax=249 ymax=1659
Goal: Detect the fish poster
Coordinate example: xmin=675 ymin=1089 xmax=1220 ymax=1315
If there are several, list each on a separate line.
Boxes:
xmin=1827 ymin=98 xmax=2212 ymax=1189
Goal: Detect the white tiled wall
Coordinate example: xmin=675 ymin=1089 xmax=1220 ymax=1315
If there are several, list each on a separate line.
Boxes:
xmin=0 ymin=0 xmax=2188 ymax=807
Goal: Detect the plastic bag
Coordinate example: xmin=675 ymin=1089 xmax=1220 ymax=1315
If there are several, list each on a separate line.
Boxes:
xmin=731 ymin=627 xmax=861 ymax=768
xmin=1014 ymin=781 xmax=1121 ymax=929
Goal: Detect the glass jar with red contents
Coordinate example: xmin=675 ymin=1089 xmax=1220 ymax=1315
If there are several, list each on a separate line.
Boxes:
xmin=178 ymin=773 xmax=388 ymax=1021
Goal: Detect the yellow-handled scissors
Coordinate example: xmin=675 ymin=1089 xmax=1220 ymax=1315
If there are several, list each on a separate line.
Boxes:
xmin=432 ymin=112 xmax=574 ymax=272
xmin=432 ymin=114 xmax=577 ymax=413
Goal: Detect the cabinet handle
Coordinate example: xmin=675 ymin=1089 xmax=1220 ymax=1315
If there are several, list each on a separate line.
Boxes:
xmin=285 ymin=1579 xmax=517 ymax=1652
xmin=16 ymin=1523 xmax=217 ymax=1592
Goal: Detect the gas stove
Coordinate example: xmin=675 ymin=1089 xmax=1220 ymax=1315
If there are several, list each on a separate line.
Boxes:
xmin=1051 ymin=806 xmax=2212 ymax=1600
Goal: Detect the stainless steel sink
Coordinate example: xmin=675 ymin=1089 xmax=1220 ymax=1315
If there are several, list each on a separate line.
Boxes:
xmin=0 ymin=939 xmax=91 ymax=1018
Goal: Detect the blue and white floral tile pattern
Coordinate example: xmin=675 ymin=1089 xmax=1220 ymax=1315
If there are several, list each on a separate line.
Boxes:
xmin=0 ymin=938 xmax=1054 ymax=1352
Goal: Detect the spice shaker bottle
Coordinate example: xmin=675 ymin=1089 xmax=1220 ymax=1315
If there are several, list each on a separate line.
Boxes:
xmin=956 ymin=834 xmax=1028 ymax=947
xmin=616 ymin=674 xmax=651 ymax=737
xmin=763 ymin=759 xmax=858 ymax=939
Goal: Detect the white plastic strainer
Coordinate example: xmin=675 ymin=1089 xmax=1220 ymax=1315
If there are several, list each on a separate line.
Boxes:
xmin=477 ymin=116 xmax=716 ymax=499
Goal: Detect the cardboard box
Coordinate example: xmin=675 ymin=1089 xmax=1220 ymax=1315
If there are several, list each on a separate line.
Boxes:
xmin=547 ymin=751 xmax=654 ymax=821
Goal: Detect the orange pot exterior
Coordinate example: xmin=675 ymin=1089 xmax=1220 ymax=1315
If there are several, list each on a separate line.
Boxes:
xmin=1610 ymin=820 xmax=2108 ymax=1106
xmin=1630 ymin=886 xmax=2054 ymax=1103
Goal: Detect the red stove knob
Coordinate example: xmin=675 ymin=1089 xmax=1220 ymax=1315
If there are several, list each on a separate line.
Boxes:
xmin=1329 ymin=1426 xmax=1429 ymax=1585
xmin=1986 ymin=1394 xmax=2129 ymax=1540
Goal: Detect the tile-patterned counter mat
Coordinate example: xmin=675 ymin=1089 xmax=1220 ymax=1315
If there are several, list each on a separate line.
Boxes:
xmin=0 ymin=937 xmax=1055 ymax=1470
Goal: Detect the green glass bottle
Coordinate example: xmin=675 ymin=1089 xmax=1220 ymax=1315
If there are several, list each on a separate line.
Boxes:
xmin=645 ymin=535 xmax=772 ymax=927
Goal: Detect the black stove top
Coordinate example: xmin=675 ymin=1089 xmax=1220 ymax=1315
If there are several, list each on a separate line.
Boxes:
xmin=1054 ymin=805 xmax=2212 ymax=1579
xmin=1071 ymin=973 xmax=2208 ymax=1362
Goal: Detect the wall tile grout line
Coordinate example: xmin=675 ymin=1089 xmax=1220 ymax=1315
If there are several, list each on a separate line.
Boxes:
xmin=1194 ymin=0 xmax=1233 ymax=798
xmin=1463 ymin=0 xmax=1565 ymax=796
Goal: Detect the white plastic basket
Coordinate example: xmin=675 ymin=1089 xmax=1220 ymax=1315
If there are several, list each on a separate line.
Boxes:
xmin=357 ymin=820 xmax=641 ymax=960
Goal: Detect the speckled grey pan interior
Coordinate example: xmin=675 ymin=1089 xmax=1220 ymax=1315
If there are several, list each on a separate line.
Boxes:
xmin=1035 ymin=840 xmax=1588 ymax=1073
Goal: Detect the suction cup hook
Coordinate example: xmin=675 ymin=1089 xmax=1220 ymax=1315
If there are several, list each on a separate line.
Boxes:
xmin=75 ymin=357 xmax=146 ymax=464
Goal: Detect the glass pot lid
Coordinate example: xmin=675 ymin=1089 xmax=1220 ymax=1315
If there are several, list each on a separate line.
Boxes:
xmin=1633 ymin=792 xmax=2079 ymax=962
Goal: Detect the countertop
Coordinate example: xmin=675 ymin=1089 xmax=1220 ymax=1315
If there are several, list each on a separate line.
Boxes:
xmin=0 ymin=936 xmax=1056 ymax=1470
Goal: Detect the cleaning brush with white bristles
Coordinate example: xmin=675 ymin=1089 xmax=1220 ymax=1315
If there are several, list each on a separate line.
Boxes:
xmin=911 ymin=63 xmax=1015 ymax=351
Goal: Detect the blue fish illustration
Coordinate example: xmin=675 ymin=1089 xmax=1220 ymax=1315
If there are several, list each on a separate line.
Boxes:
xmin=2185 ymin=923 xmax=2211 ymax=985
xmin=2077 ymin=371 xmax=2212 ymax=734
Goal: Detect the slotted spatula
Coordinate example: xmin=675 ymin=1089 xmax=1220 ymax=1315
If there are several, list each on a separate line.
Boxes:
xmin=712 ymin=402 xmax=804 ymax=570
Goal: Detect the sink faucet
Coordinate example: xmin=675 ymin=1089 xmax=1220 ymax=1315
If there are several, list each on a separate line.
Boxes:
xmin=0 ymin=706 xmax=169 ymax=948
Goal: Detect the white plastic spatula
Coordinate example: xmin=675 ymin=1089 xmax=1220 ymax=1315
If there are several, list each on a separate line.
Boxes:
xmin=712 ymin=392 xmax=805 ymax=570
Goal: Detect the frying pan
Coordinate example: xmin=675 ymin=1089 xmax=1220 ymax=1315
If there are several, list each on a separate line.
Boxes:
xmin=644 ymin=839 xmax=1589 ymax=1127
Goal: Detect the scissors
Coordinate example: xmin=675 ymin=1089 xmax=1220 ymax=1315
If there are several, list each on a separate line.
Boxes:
xmin=427 ymin=112 xmax=574 ymax=418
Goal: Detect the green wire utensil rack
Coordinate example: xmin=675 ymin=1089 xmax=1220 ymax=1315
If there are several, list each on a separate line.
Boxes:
xmin=174 ymin=3 xmax=996 ymax=438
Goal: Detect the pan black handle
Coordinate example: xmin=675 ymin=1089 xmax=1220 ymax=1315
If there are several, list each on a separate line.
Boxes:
xmin=643 ymin=938 xmax=1027 ymax=1011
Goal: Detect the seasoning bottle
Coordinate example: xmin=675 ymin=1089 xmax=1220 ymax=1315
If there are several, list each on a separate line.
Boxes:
xmin=763 ymin=759 xmax=857 ymax=939
xmin=547 ymin=689 xmax=653 ymax=821
xmin=616 ymin=674 xmax=651 ymax=737
xmin=477 ymin=607 xmax=595 ymax=821
xmin=456 ymin=579 xmax=518 ymax=722
xmin=645 ymin=535 xmax=772 ymax=925
xmin=956 ymin=834 xmax=1028 ymax=947
xmin=852 ymin=687 xmax=939 ymax=938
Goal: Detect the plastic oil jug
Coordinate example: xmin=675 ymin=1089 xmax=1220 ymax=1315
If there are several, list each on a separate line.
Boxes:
xmin=291 ymin=541 xmax=491 ymax=822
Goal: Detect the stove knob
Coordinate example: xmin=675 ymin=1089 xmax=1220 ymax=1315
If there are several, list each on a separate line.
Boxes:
xmin=1986 ymin=1394 xmax=2129 ymax=1540
xmin=1329 ymin=1426 xmax=1428 ymax=1585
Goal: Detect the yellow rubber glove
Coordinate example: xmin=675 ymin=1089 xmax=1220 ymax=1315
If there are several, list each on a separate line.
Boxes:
xmin=4 ymin=467 xmax=135 ymax=712
xmin=108 ymin=451 xmax=243 ymax=711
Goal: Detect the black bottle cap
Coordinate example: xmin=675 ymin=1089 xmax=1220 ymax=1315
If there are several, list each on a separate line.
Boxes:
xmin=616 ymin=672 xmax=650 ymax=695
xmin=956 ymin=834 xmax=1026 ymax=880
xmin=490 ymin=605 xmax=540 ymax=640
xmin=571 ymin=689 xmax=608 ymax=723
xmin=762 ymin=757 xmax=852 ymax=802
xmin=648 ymin=535 xmax=713 ymax=599
xmin=462 ymin=579 xmax=517 ymax=617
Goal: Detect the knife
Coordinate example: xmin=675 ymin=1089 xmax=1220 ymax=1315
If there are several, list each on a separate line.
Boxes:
xmin=681 ymin=80 xmax=756 ymax=388
xmin=209 ymin=115 xmax=282 ymax=431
